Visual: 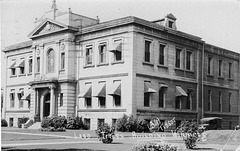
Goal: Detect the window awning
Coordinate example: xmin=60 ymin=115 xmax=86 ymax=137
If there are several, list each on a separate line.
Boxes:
xmin=108 ymin=83 xmax=121 ymax=96
xmin=144 ymin=82 xmax=156 ymax=93
xmin=21 ymin=89 xmax=33 ymax=100
xmin=159 ymin=84 xmax=168 ymax=89
xmin=8 ymin=61 xmax=16 ymax=69
xmin=78 ymin=85 xmax=92 ymax=98
xmin=109 ymin=42 xmax=122 ymax=52
xmin=18 ymin=89 xmax=24 ymax=94
xmin=16 ymin=59 xmax=25 ymax=67
xmin=176 ymin=86 xmax=188 ymax=97
xmin=93 ymin=83 xmax=106 ymax=97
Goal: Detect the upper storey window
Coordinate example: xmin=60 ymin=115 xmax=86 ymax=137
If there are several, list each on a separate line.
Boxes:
xmin=207 ymin=56 xmax=213 ymax=75
xmin=144 ymin=40 xmax=151 ymax=62
xmin=99 ymin=43 xmax=107 ymax=64
xmin=47 ymin=49 xmax=55 ymax=73
xmin=9 ymin=59 xmax=16 ymax=76
xmin=86 ymin=45 xmax=93 ymax=65
xmin=110 ymin=39 xmax=123 ymax=62
xmin=175 ymin=48 xmax=182 ymax=68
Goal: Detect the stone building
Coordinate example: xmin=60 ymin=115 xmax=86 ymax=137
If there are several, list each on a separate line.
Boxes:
xmin=2 ymin=3 xmax=240 ymax=130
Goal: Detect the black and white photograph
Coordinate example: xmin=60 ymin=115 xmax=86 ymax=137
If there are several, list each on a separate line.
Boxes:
xmin=1 ymin=0 xmax=240 ymax=150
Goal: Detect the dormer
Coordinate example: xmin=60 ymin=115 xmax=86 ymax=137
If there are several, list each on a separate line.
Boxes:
xmin=152 ymin=13 xmax=177 ymax=30
xmin=165 ymin=13 xmax=177 ymax=30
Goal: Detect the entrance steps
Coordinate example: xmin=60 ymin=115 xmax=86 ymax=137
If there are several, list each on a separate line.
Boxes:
xmin=28 ymin=122 xmax=41 ymax=129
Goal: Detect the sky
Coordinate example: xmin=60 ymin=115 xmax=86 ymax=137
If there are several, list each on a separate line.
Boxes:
xmin=1 ymin=0 xmax=240 ymax=86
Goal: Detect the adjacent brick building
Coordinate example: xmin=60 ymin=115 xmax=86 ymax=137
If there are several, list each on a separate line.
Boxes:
xmin=2 ymin=4 xmax=240 ymax=130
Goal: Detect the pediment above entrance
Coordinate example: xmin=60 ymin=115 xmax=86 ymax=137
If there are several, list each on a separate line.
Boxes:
xmin=28 ymin=18 xmax=77 ymax=38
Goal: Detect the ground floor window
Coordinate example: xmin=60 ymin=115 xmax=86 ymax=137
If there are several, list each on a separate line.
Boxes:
xmin=176 ymin=120 xmax=181 ymax=129
xmin=112 ymin=119 xmax=117 ymax=127
xmin=98 ymin=118 xmax=105 ymax=128
xmin=99 ymin=97 xmax=106 ymax=108
xmin=84 ymin=118 xmax=91 ymax=130
xmin=175 ymin=97 xmax=181 ymax=109
xmin=144 ymin=93 xmax=150 ymax=107
xmin=114 ymin=95 xmax=121 ymax=106
xmin=85 ymin=98 xmax=92 ymax=107
xmin=9 ymin=118 xmax=14 ymax=127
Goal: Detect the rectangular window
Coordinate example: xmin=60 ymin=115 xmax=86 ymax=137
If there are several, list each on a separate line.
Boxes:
xmin=159 ymin=89 xmax=164 ymax=108
xmin=28 ymin=58 xmax=32 ymax=73
xmin=144 ymin=93 xmax=150 ymax=107
xmin=186 ymin=51 xmax=192 ymax=70
xmin=219 ymin=60 xmax=223 ymax=77
xmin=37 ymin=57 xmax=40 ymax=73
xmin=219 ymin=91 xmax=222 ymax=112
xmin=168 ymin=21 xmax=173 ymax=28
xmin=9 ymin=118 xmax=14 ymax=127
xmin=61 ymin=53 xmax=65 ymax=70
xmin=186 ymin=93 xmax=191 ymax=110
xmin=208 ymin=56 xmax=212 ymax=75
xmin=19 ymin=59 xmax=25 ymax=75
xmin=18 ymin=89 xmax=24 ymax=108
xmin=10 ymin=91 xmax=15 ymax=108
xmin=229 ymin=93 xmax=231 ymax=112
xmin=229 ymin=62 xmax=232 ymax=79
xmin=98 ymin=118 xmax=105 ymax=128
xmin=84 ymin=118 xmax=90 ymax=130
xmin=99 ymin=43 xmax=107 ymax=63
xmin=60 ymin=93 xmax=63 ymax=107
xmin=112 ymin=119 xmax=117 ymax=127
xmin=113 ymin=39 xmax=122 ymax=62
xmin=10 ymin=60 xmax=16 ymax=76
xmin=114 ymin=95 xmax=121 ymax=107
xmin=86 ymin=46 xmax=93 ymax=65
xmin=175 ymin=48 xmax=181 ymax=68
xmin=11 ymin=68 xmax=16 ymax=76
xmin=144 ymin=40 xmax=151 ymax=62
xmin=159 ymin=44 xmax=165 ymax=65
xmin=85 ymin=98 xmax=92 ymax=107
xmin=207 ymin=90 xmax=212 ymax=111
xmin=175 ymin=97 xmax=180 ymax=109
xmin=99 ymin=97 xmax=106 ymax=107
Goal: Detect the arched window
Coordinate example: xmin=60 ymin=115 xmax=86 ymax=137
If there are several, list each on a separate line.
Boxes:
xmin=47 ymin=49 xmax=54 ymax=73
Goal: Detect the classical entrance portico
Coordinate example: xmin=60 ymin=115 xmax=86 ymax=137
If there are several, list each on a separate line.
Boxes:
xmin=30 ymin=79 xmax=58 ymax=121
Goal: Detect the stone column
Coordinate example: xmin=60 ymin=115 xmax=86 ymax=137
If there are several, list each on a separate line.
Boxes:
xmin=40 ymin=95 xmax=44 ymax=121
xmin=32 ymin=89 xmax=36 ymax=120
xmin=50 ymin=87 xmax=55 ymax=116
xmin=36 ymin=90 xmax=39 ymax=116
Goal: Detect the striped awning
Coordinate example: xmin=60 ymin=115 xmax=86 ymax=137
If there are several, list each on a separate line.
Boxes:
xmin=8 ymin=61 xmax=16 ymax=69
xmin=109 ymin=42 xmax=122 ymax=52
xmin=93 ymin=83 xmax=106 ymax=97
xmin=176 ymin=86 xmax=187 ymax=97
xmin=21 ymin=89 xmax=33 ymax=100
xmin=16 ymin=59 xmax=25 ymax=67
xmin=78 ymin=85 xmax=92 ymax=98
xmin=108 ymin=83 xmax=121 ymax=96
xmin=144 ymin=82 xmax=156 ymax=93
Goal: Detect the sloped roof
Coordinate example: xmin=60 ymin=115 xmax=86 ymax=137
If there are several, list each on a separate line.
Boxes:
xmin=2 ymin=40 xmax=32 ymax=52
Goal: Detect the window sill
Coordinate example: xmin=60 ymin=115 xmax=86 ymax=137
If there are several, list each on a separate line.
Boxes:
xmin=142 ymin=62 xmax=154 ymax=66
xmin=59 ymin=70 xmax=65 ymax=74
xmin=174 ymin=68 xmax=185 ymax=72
xmin=111 ymin=61 xmax=124 ymax=65
xmin=35 ymin=72 xmax=40 ymax=75
xmin=27 ymin=73 xmax=32 ymax=76
xmin=18 ymin=74 xmax=26 ymax=77
xmin=207 ymin=74 xmax=214 ymax=78
xmin=228 ymin=78 xmax=234 ymax=81
xmin=185 ymin=70 xmax=194 ymax=74
xmin=157 ymin=64 xmax=168 ymax=69
xmin=83 ymin=65 xmax=95 ymax=68
xmin=96 ymin=63 xmax=109 ymax=67
xmin=10 ymin=75 xmax=17 ymax=78
xmin=218 ymin=76 xmax=224 ymax=80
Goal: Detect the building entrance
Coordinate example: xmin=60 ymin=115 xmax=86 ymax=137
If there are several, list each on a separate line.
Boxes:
xmin=43 ymin=92 xmax=50 ymax=117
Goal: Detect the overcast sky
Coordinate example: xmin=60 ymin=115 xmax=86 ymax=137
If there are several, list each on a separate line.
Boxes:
xmin=1 ymin=0 xmax=240 ymax=87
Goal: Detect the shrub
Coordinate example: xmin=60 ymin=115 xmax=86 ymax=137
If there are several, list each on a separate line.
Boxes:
xmin=17 ymin=117 xmax=29 ymax=128
xmin=96 ymin=123 xmax=115 ymax=144
xmin=176 ymin=120 xmax=202 ymax=149
xmin=1 ymin=119 xmax=8 ymax=127
xmin=66 ymin=116 xmax=84 ymax=129
xmin=132 ymin=142 xmax=179 ymax=151
xmin=41 ymin=116 xmax=67 ymax=130
xmin=116 ymin=114 xmax=149 ymax=132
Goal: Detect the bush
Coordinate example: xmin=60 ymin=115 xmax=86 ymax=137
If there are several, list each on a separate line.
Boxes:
xmin=41 ymin=116 xmax=67 ymax=130
xmin=96 ymin=123 xmax=115 ymax=144
xmin=132 ymin=142 xmax=179 ymax=151
xmin=1 ymin=119 xmax=8 ymax=127
xmin=18 ymin=117 xmax=29 ymax=128
xmin=116 ymin=114 xmax=149 ymax=132
xmin=176 ymin=120 xmax=202 ymax=149
xmin=66 ymin=116 xmax=84 ymax=129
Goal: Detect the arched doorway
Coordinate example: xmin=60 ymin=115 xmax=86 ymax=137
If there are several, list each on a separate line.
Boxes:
xmin=44 ymin=93 xmax=50 ymax=117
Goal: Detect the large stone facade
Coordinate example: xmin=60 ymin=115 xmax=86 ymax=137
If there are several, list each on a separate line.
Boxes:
xmin=2 ymin=6 xmax=240 ymax=130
